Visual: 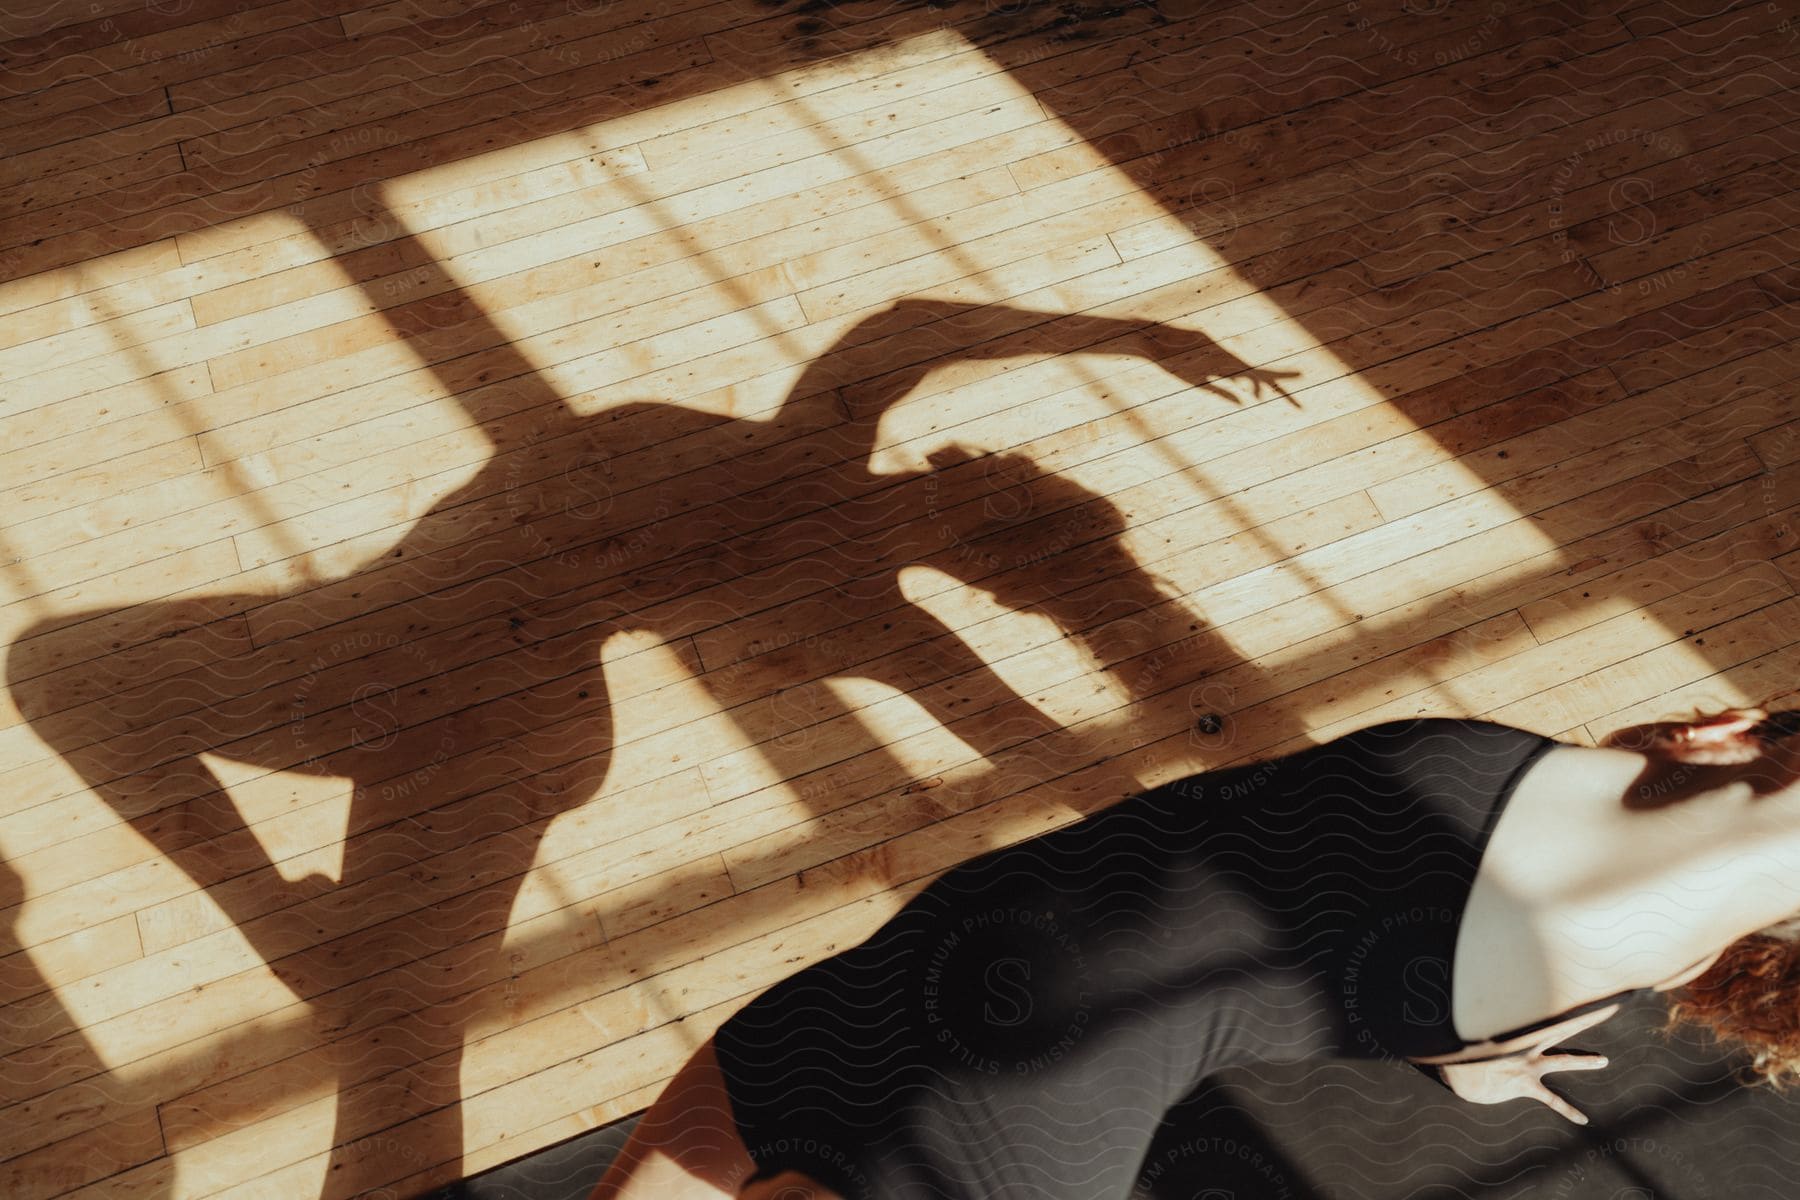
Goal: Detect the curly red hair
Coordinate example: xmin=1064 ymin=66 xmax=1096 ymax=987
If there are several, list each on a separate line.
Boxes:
xmin=1658 ymin=918 xmax=1800 ymax=1092
xmin=1642 ymin=691 xmax=1800 ymax=1090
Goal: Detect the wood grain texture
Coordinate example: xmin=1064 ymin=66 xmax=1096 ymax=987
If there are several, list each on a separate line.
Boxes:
xmin=0 ymin=0 xmax=1796 ymax=1196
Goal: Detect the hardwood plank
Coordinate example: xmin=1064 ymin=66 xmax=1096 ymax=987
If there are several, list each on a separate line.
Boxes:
xmin=169 ymin=18 xmax=1017 ymax=266
xmin=1750 ymin=419 xmax=1800 ymax=470
xmin=0 ymin=1105 xmax=164 ymax=1200
xmin=0 ymin=240 xmax=180 ymax=318
xmin=1595 ymin=647 xmax=1800 ymax=746
xmin=191 ymin=154 xmax=1022 ymax=390
xmin=180 ymin=35 xmax=1040 ymax=324
xmin=0 ymin=2 xmax=374 ymax=99
xmin=1487 ymin=583 xmax=1800 ymax=732
xmin=0 ymin=90 xmax=171 ymax=159
xmin=0 ymin=36 xmax=717 ymax=272
xmin=0 ymin=0 xmax=149 ymax=43
xmin=1519 ymin=530 xmax=1800 ymax=645
xmin=0 ymin=18 xmax=345 ymax=131
xmin=0 ymin=368 xmax=208 ymax=500
xmin=341 ymin=0 xmax=496 ymax=37
xmin=1621 ymin=0 xmax=1768 ymax=37
xmin=178 ymin=2 xmax=740 ymax=174
xmin=1775 ymin=547 xmax=1800 ymax=594
xmin=1368 ymin=308 xmax=1799 ymax=519
xmin=0 ymin=0 xmax=1648 ymax=268
xmin=172 ymin=0 xmax=668 ymax=110
xmin=0 ymin=299 xmax=195 ymax=381
xmin=1273 ymin=579 xmax=1798 ymax=751
xmin=1584 ymin=188 xmax=1800 ymax=287
xmin=1006 ymin=1 xmax=1793 ymax=191
xmin=0 ymin=915 xmax=141 ymax=1012
xmin=0 ymin=144 xmax=185 ymax=223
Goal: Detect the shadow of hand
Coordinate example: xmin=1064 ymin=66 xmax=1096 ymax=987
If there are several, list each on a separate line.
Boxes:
xmin=1193 ymin=364 xmax=1304 ymax=407
xmin=1135 ymin=323 xmax=1303 ymax=408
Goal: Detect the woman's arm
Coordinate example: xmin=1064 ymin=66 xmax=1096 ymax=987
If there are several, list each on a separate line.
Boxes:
xmin=1414 ymin=1052 xmax=1611 ymax=1125
xmin=1403 ymin=1004 xmax=1619 ymax=1124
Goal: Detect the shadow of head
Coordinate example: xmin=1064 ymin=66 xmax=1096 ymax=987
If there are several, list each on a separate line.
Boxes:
xmin=923 ymin=443 xmax=1184 ymax=692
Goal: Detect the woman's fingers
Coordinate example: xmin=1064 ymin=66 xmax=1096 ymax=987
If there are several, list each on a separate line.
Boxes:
xmin=1535 ymin=1085 xmax=1592 ymax=1126
xmin=1532 ymin=1054 xmax=1606 ymax=1125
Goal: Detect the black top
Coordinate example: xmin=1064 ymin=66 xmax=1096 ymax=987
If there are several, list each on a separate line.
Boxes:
xmin=712 ymin=717 xmax=1657 ymax=1199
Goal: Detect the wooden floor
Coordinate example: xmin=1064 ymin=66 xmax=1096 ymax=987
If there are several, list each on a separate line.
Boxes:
xmin=0 ymin=0 xmax=1795 ymax=1195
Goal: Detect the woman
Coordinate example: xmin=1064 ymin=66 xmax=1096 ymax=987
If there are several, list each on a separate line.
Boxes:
xmin=589 ymin=700 xmax=1800 ymax=1200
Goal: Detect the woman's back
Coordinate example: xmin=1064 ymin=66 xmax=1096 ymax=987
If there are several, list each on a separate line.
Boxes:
xmin=1457 ymin=728 xmax=1800 ymax=1045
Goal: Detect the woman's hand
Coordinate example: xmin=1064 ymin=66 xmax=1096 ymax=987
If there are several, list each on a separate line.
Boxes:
xmin=1436 ymin=1049 xmax=1611 ymax=1125
xmin=1417 ymin=1002 xmax=1621 ymax=1125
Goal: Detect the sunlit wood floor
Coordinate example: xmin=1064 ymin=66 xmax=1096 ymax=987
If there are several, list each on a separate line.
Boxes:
xmin=0 ymin=0 xmax=1796 ymax=1195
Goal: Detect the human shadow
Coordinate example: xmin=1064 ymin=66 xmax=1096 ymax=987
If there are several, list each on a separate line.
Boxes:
xmin=6 ymin=246 xmax=1306 ymax=1195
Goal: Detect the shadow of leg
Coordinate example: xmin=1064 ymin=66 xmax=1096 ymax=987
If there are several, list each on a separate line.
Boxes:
xmin=313 ymin=800 xmax=483 ymax=1200
xmin=0 ymin=858 xmax=176 ymax=1197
